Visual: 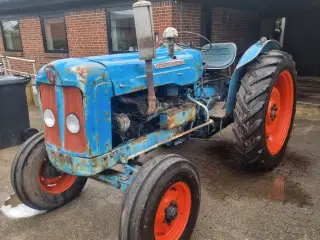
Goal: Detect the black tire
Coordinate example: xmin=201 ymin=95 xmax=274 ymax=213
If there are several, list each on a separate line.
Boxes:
xmin=233 ymin=50 xmax=297 ymax=171
xmin=11 ymin=132 xmax=87 ymax=210
xmin=22 ymin=128 xmax=39 ymax=142
xmin=120 ymin=154 xmax=200 ymax=240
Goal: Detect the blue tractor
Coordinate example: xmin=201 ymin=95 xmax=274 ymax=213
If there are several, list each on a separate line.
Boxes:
xmin=11 ymin=1 xmax=297 ymax=239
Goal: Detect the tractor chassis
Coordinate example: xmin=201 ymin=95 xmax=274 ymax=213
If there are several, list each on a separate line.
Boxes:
xmin=47 ymin=119 xmax=213 ymax=193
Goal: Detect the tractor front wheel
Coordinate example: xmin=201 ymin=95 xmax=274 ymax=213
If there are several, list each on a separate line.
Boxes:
xmin=120 ymin=154 xmax=200 ymax=240
xmin=233 ymin=50 xmax=297 ymax=171
xmin=11 ymin=132 xmax=87 ymax=210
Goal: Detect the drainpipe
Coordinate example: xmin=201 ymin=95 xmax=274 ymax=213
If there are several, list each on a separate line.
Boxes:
xmin=133 ymin=0 xmax=157 ymax=116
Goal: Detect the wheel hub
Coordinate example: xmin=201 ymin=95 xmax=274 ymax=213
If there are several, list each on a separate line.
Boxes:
xmin=154 ymin=182 xmax=191 ymax=240
xmin=270 ymin=104 xmax=278 ymax=121
xmin=38 ymin=158 xmax=77 ymax=195
xmin=165 ymin=201 xmax=179 ymax=224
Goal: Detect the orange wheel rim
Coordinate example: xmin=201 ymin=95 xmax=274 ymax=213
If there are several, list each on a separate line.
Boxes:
xmin=38 ymin=159 xmax=77 ymax=195
xmin=154 ymin=182 xmax=191 ymax=240
xmin=265 ymin=70 xmax=294 ymax=155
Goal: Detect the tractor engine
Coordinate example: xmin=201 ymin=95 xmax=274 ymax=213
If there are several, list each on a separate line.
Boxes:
xmin=111 ymin=85 xmax=189 ymax=147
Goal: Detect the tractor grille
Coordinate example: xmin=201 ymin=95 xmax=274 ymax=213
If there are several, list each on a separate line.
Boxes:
xmin=39 ymin=84 xmax=87 ymax=153
xmin=63 ymin=87 xmax=87 ymax=153
xmin=39 ymin=84 xmax=61 ymax=147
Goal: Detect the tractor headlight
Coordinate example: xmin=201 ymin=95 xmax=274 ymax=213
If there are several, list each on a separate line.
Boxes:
xmin=66 ymin=114 xmax=80 ymax=134
xmin=43 ymin=109 xmax=55 ymax=128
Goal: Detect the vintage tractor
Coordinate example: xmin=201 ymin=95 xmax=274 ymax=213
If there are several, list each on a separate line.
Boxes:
xmin=11 ymin=1 xmax=296 ymax=239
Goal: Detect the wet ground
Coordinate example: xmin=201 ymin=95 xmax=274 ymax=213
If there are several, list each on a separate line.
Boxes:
xmin=297 ymin=76 xmax=320 ymax=106
xmin=0 ymin=105 xmax=320 ymax=240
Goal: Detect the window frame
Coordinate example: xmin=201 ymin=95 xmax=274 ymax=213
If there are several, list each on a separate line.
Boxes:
xmin=0 ymin=18 xmax=23 ymax=52
xmin=40 ymin=13 xmax=69 ymax=53
xmin=107 ymin=7 xmax=138 ymax=54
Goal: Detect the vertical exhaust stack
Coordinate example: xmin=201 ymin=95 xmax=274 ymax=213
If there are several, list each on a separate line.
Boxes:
xmin=133 ymin=0 xmax=157 ymax=116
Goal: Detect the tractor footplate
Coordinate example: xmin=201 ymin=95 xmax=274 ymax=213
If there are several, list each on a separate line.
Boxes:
xmin=209 ymin=101 xmax=226 ymax=118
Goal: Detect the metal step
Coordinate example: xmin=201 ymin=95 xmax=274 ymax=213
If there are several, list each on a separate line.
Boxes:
xmin=209 ymin=101 xmax=226 ymax=118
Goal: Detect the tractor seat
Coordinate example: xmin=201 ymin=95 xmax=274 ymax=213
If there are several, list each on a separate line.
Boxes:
xmin=201 ymin=43 xmax=237 ymax=70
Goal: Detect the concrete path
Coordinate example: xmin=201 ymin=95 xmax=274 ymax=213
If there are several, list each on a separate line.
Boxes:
xmin=0 ymin=105 xmax=320 ymax=240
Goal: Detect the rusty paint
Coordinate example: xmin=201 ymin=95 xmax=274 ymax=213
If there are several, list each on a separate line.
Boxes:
xmin=129 ymin=85 xmax=145 ymax=93
xmin=64 ymin=155 xmax=73 ymax=166
xmin=92 ymin=157 xmax=99 ymax=169
xmin=46 ymin=64 xmax=63 ymax=83
xmin=101 ymin=72 xmax=107 ymax=80
xmin=91 ymin=78 xmax=105 ymax=87
xmin=45 ymin=120 xmax=213 ymax=177
xmin=159 ymin=102 xmax=196 ymax=130
xmin=104 ymin=140 xmax=111 ymax=149
xmin=132 ymin=135 xmax=147 ymax=145
xmin=70 ymin=65 xmax=89 ymax=82
xmin=86 ymin=146 xmax=92 ymax=156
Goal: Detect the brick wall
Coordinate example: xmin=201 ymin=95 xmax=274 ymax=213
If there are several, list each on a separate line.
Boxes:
xmin=173 ymin=2 xmax=201 ymax=45
xmin=152 ymin=1 xmax=173 ymax=40
xmin=211 ymin=7 xmax=260 ymax=53
xmin=19 ymin=16 xmax=52 ymax=72
xmin=152 ymin=1 xmax=201 ymax=46
xmin=65 ymin=9 xmax=108 ymax=57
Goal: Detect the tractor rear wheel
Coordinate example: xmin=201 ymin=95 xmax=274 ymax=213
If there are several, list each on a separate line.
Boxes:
xmin=233 ymin=50 xmax=297 ymax=171
xmin=120 ymin=154 xmax=200 ymax=240
xmin=11 ymin=132 xmax=87 ymax=210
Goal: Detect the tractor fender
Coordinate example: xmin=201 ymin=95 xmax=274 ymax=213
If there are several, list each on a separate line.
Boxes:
xmin=226 ymin=38 xmax=281 ymax=114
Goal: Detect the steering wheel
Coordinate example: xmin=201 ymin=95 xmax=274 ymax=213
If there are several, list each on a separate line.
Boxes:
xmin=176 ymin=31 xmax=212 ymax=52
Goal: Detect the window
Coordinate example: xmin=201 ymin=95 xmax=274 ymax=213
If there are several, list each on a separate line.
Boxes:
xmin=0 ymin=20 xmax=23 ymax=52
xmin=109 ymin=9 xmax=137 ymax=53
xmin=41 ymin=15 xmax=68 ymax=53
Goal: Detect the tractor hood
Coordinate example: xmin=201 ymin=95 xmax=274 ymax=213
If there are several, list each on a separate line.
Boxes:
xmin=36 ymin=48 xmax=203 ymax=97
xmin=36 ymin=47 xmax=203 ymax=160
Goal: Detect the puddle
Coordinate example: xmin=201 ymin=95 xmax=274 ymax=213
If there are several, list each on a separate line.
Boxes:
xmin=268 ymin=176 xmax=313 ymax=207
xmin=199 ymin=141 xmax=313 ymax=207
xmin=0 ymin=194 xmax=46 ymax=219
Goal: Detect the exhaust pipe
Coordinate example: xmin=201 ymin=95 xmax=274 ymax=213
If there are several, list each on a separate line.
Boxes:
xmin=133 ymin=0 xmax=157 ymax=116
xmin=145 ymin=60 xmax=157 ymax=115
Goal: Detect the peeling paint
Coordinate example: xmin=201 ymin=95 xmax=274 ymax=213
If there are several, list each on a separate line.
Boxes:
xmin=70 ymin=65 xmax=89 ymax=83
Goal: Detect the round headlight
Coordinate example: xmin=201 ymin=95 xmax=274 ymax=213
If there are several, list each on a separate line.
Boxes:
xmin=66 ymin=114 xmax=80 ymax=134
xmin=43 ymin=109 xmax=55 ymax=128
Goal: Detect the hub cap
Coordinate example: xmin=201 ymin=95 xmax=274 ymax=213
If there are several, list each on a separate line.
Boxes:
xmin=38 ymin=159 xmax=77 ymax=195
xmin=154 ymin=182 xmax=191 ymax=240
xmin=265 ymin=70 xmax=294 ymax=155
